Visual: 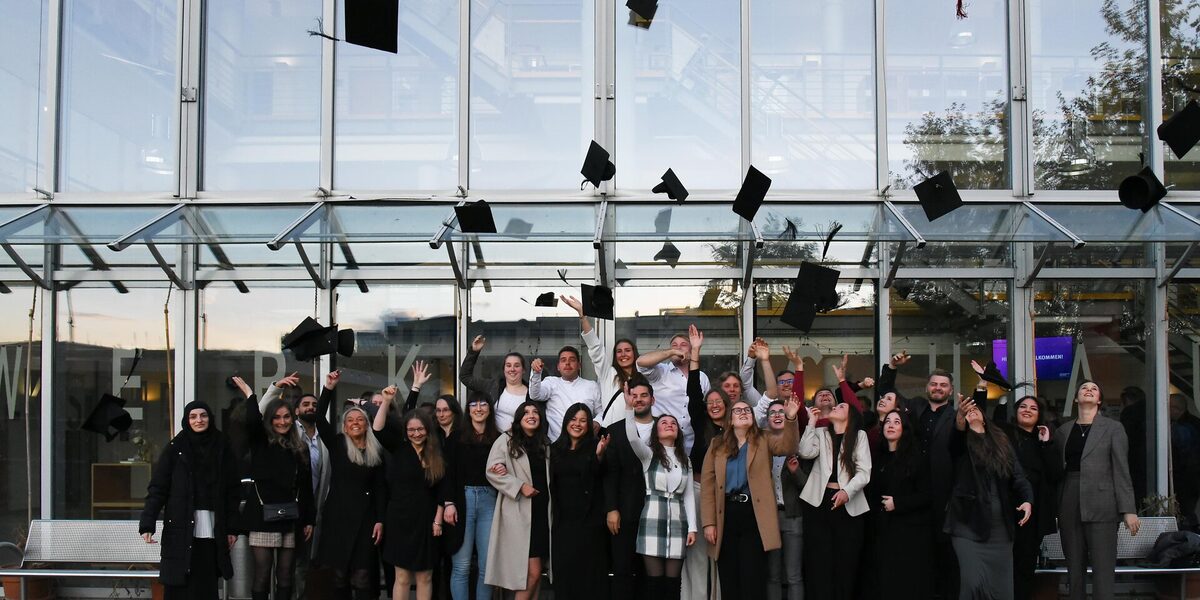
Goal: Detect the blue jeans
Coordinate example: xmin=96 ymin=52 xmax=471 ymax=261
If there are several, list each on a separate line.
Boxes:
xmin=451 ymin=486 xmax=497 ymax=600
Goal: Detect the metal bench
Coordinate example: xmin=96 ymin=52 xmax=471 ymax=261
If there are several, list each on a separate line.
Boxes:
xmin=1035 ymin=516 xmax=1200 ymax=598
xmin=0 ymin=519 xmax=162 ymax=600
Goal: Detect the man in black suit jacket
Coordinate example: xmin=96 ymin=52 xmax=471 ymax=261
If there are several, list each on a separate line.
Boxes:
xmin=603 ymin=374 xmax=655 ymax=600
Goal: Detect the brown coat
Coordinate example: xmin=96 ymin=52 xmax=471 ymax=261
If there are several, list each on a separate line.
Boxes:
xmin=699 ymin=420 xmax=800 ymax=560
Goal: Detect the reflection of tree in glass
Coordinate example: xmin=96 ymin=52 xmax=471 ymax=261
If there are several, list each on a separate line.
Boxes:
xmin=893 ymin=99 xmax=1009 ymax=190
xmin=893 ymin=279 xmax=1010 ymax=342
xmin=1162 ymin=0 xmax=1200 ymax=186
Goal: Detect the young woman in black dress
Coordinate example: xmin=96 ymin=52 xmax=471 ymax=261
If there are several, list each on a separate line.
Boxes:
xmin=313 ymin=371 xmax=386 ymax=600
xmin=374 ymin=384 xmax=450 ymax=600
xmin=866 ymin=409 xmax=932 ymax=600
xmin=549 ymin=403 xmax=611 ymax=600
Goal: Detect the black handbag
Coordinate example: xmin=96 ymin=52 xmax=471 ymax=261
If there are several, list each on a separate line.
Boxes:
xmin=253 ymin=480 xmax=299 ymax=523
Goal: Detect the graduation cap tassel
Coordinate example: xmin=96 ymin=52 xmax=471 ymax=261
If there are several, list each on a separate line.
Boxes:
xmin=163 ymin=285 xmax=174 ymax=427
xmin=306 ymin=18 xmax=341 ymax=42
xmin=121 ymin=349 xmax=144 ymax=390
xmin=956 ymin=0 xmax=968 ymax=18
xmin=24 ymin=287 xmax=37 ymax=525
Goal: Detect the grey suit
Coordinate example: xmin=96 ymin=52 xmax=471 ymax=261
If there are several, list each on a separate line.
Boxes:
xmin=1053 ymin=415 xmax=1136 ymax=600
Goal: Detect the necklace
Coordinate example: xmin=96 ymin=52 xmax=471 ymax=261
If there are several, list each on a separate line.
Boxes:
xmin=1078 ymin=423 xmax=1093 ymax=437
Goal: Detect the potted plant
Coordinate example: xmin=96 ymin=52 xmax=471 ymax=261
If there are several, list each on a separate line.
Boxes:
xmin=0 ymin=528 xmax=55 ymax=600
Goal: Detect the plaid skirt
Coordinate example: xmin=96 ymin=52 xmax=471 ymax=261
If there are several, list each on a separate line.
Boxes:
xmin=637 ymin=492 xmax=688 ymax=559
xmin=248 ymin=530 xmax=296 ymax=549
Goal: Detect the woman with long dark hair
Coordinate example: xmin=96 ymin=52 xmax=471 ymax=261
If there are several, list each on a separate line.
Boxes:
xmin=797 ymin=398 xmax=871 ymax=600
xmin=313 ymin=371 xmax=386 ymax=600
xmin=140 ymin=401 xmax=242 ymax=600
xmin=1054 ymin=380 xmax=1139 ymax=600
xmin=460 ymin=335 xmax=530 ymax=432
xmin=947 ymin=396 xmax=1034 ymax=600
xmin=1000 ymin=395 xmax=1062 ymax=600
xmin=448 ymin=392 xmax=502 ymax=600
xmin=865 ymin=409 xmax=931 ymax=600
xmin=562 ymin=294 xmax=640 ymax=425
xmin=700 ymin=395 xmax=801 ymax=600
xmin=549 ymin=403 xmax=611 ymax=599
xmin=485 ymin=401 xmax=552 ymax=599
xmin=374 ymin=385 xmax=450 ymax=600
xmin=232 ymin=377 xmax=315 ymax=600
xmin=433 ymin=394 xmax=463 ymax=440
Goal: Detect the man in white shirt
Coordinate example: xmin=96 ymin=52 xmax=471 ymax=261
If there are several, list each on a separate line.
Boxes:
xmin=529 ymin=345 xmax=601 ymax=441
xmin=636 ymin=331 xmax=711 ymax=453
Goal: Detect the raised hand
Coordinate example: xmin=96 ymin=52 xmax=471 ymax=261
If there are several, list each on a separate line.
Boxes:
xmin=471 ymin=335 xmax=486 ymax=352
xmin=970 ymin=359 xmax=986 ymax=376
xmin=411 ymin=360 xmax=432 ymax=388
xmin=784 ymin=396 xmax=802 ymax=421
xmin=531 ymin=358 xmax=544 ymax=373
xmin=747 ymin=340 xmax=758 ymax=359
xmin=756 ymin=338 xmax=771 ymax=360
xmin=806 ymin=406 xmax=822 ymax=424
xmin=231 ymin=376 xmax=253 ymax=399
xmin=782 ymin=345 xmax=802 ymax=368
xmin=889 ymin=350 xmax=911 ymax=369
xmin=561 ymin=295 xmax=584 ymax=316
xmin=325 ymin=370 xmax=341 ymax=390
xmin=381 ymin=385 xmax=398 ymax=404
xmin=832 ymin=358 xmax=847 ymax=383
xmin=859 ymin=377 xmax=875 ymax=389
xmin=688 ymin=324 xmax=704 ymax=349
xmin=275 ymin=372 xmax=300 ymax=388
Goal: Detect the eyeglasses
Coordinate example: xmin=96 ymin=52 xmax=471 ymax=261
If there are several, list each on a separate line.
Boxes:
xmin=777 ymin=378 xmax=794 ymax=385
xmin=767 ymin=409 xmax=786 ymax=417
xmin=467 ymin=401 xmax=489 ymax=408
xmin=731 ymin=407 xmax=754 ymax=416
xmin=406 ymin=427 xmax=426 ymax=434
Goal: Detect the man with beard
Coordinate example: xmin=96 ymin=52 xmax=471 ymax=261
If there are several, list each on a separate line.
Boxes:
xmin=603 ymin=373 xmax=655 ymax=600
xmin=879 ymin=352 xmax=960 ymax=600
xmin=262 ymin=373 xmax=332 ymax=599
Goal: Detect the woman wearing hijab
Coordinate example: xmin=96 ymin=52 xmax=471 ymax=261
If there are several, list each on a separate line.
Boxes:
xmin=139 ymin=401 xmax=242 ymax=600
xmin=233 ymin=377 xmax=316 ymax=600
xmin=314 ymin=371 xmax=386 ymax=600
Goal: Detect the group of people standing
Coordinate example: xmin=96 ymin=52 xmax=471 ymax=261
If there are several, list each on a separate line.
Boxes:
xmin=138 ymin=294 xmax=1142 ymax=600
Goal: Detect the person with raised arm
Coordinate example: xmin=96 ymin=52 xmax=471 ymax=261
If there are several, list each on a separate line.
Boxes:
xmin=562 ymin=294 xmax=641 ymax=426
xmin=681 ymin=324 xmax=724 ymax=600
xmin=459 ymin=334 xmax=530 ymax=432
xmin=736 ymin=338 xmax=778 ymax=411
xmin=312 ymin=371 xmax=386 ymax=600
xmin=603 ymin=372 xmax=655 ymax=600
xmin=700 ymin=392 xmax=802 ymax=600
xmin=372 ymin=385 xmax=449 ymax=600
xmin=1054 ymin=380 xmax=1140 ymax=600
xmin=550 ymin=404 xmax=611 ymax=599
xmin=637 ymin=329 xmax=711 ymax=453
xmin=1001 ymin=395 xmax=1062 ymax=600
xmin=529 ymin=345 xmax=601 ymax=441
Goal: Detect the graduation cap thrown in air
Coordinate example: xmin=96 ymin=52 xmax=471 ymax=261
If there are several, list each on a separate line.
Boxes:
xmin=535 ymin=292 xmax=559 ymax=307
xmin=582 ymin=283 xmax=615 ymax=320
xmin=81 ymin=394 xmax=133 ymax=442
xmin=581 ymin=141 xmax=616 ymax=189
xmin=283 ymin=317 xmax=356 ymax=362
xmin=455 ymin=200 xmax=497 ymax=234
xmin=733 ymin=165 xmax=772 ymax=222
xmin=652 ymin=169 xmax=689 ymax=202
xmin=913 ymin=171 xmax=964 ymax=222
xmin=1158 ymin=100 xmax=1200 ymax=159
xmin=654 ymin=241 xmax=681 ymax=267
xmin=1118 ymin=166 xmax=1167 ymax=212
xmin=626 ymin=0 xmax=658 ymax=28
xmin=344 ymin=0 xmax=399 ymax=53
xmin=978 ymin=361 xmax=1013 ymax=391
xmin=780 ymin=262 xmax=840 ymax=332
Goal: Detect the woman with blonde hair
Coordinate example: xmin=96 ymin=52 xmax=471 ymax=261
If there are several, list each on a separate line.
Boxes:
xmin=374 ymin=385 xmax=450 ymax=600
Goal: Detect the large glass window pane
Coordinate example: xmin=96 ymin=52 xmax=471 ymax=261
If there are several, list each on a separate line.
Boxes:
xmin=335 ymin=285 xmax=456 ymax=406
xmin=0 ymin=0 xmax=47 ymax=192
xmin=195 ymin=284 xmax=320 ymax=417
xmin=469 ymin=0 xmax=593 ymax=189
xmin=750 ymin=0 xmax=875 ymax=189
xmin=885 ymin=0 xmax=1009 ymax=189
xmin=1161 ymin=0 xmax=1200 ymax=190
xmin=0 ymin=289 xmax=41 ymax=535
xmin=334 ymin=0 xmax=458 ymax=190
xmin=616 ymin=2 xmax=740 ymax=189
xmin=54 ymin=286 xmax=172 ymax=519
xmin=1034 ymin=280 xmax=1154 ymax=506
xmin=60 ymin=0 xmax=177 ymax=192
xmin=1030 ymin=0 xmax=1149 ymax=189
xmin=755 ymin=280 xmax=877 ymax=401
xmin=1167 ymin=281 xmax=1200 ymax=529
xmin=203 ymin=0 xmax=321 ymax=190
xmin=890 ymin=279 xmax=1012 ymax=401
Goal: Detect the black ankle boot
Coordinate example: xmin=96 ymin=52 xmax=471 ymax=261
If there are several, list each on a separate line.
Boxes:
xmin=274 ymin=586 xmax=292 ymax=600
xmin=642 ymin=575 xmax=662 ymax=600
xmin=664 ymin=576 xmax=681 ymax=600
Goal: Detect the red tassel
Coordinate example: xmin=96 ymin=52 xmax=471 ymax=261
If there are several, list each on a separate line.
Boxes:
xmin=956 ymin=0 xmax=967 ymax=19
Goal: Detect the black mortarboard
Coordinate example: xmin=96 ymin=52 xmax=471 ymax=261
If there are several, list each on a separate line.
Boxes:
xmin=1158 ymin=100 xmax=1200 ymax=159
xmin=652 ymin=169 xmax=689 ymax=202
xmin=913 ymin=171 xmax=963 ymax=222
xmin=581 ymin=141 xmax=616 ymax=189
xmin=979 ymin=361 xmax=1013 ymax=391
xmin=780 ymin=262 xmax=841 ymax=332
xmin=344 ymin=0 xmax=399 ymax=54
xmin=535 ymin=292 xmax=558 ymax=307
xmin=81 ymin=394 xmax=133 ymax=441
xmin=1118 ymin=166 xmax=1167 ymax=212
xmin=283 ymin=317 xmax=355 ymax=361
xmin=581 ymin=283 xmax=615 ymax=320
xmin=654 ymin=241 xmax=681 ymax=267
xmin=503 ymin=218 xmax=533 ymax=237
xmin=780 ymin=300 xmax=818 ymax=332
xmin=654 ymin=207 xmax=672 ymax=234
xmin=626 ymin=0 xmax=657 ymax=27
xmin=455 ymin=200 xmax=497 ymax=234
xmin=733 ymin=166 xmax=771 ymax=222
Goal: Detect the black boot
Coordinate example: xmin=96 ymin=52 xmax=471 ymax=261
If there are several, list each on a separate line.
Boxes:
xmin=352 ymin=587 xmax=377 ymax=600
xmin=274 ymin=586 xmax=293 ymax=600
xmin=663 ymin=576 xmax=681 ymax=600
xmin=642 ymin=575 xmax=662 ymax=600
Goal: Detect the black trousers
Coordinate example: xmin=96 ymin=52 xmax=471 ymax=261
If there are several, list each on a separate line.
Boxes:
xmin=1012 ymin=523 xmax=1042 ymax=600
xmin=610 ymin=513 xmax=641 ymax=600
xmin=164 ymin=538 xmax=219 ymax=600
xmin=930 ymin=506 xmax=959 ymax=600
xmin=802 ymin=489 xmax=864 ymax=600
xmin=717 ymin=500 xmax=767 ymax=600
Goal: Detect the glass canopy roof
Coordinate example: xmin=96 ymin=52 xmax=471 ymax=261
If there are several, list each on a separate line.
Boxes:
xmin=1035 ymin=203 xmax=1200 ymax=243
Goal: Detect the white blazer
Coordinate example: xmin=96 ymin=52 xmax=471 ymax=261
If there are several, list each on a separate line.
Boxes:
xmin=797 ymin=426 xmax=872 ymax=517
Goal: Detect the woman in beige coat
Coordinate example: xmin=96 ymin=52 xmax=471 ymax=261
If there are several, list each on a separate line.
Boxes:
xmin=700 ymin=396 xmax=801 ymax=600
xmin=484 ymin=401 xmax=553 ymax=599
